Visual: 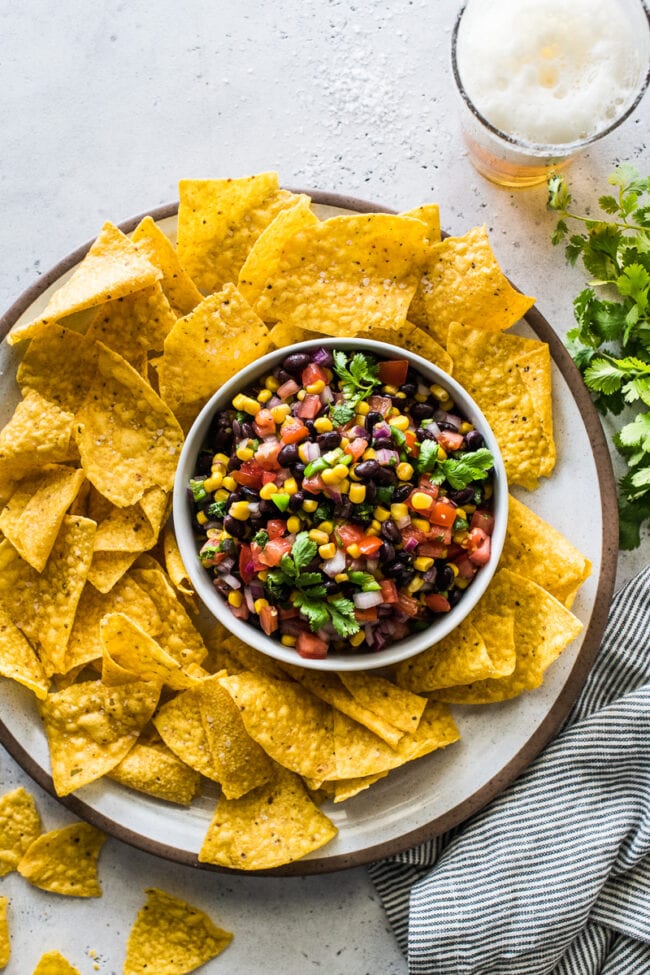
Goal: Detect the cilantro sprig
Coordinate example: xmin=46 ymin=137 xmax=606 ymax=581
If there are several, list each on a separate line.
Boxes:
xmin=548 ymin=165 xmax=650 ymax=547
xmin=416 ymin=440 xmax=494 ymax=488
xmin=265 ymin=532 xmax=359 ymax=637
xmin=329 ymin=351 xmax=381 ymax=425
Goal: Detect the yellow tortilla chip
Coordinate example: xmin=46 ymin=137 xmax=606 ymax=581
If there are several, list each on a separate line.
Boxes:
xmin=238 ymin=194 xmax=319 ymax=304
xmin=338 ymin=671 xmax=427 ymax=733
xmin=0 ymin=389 xmax=76 ymax=497
xmin=219 ymin=672 xmax=335 ymax=781
xmin=401 ymin=203 xmax=441 ymax=242
xmin=199 ymin=763 xmax=337 ymax=870
xmin=8 ymin=222 xmax=162 ymax=345
xmin=16 ymin=323 xmax=99 ymax=414
xmin=409 ymin=225 xmax=535 ymax=345
xmin=124 ymin=887 xmax=232 ymax=974
xmin=100 ymin=613 xmax=198 ymax=690
xmin=177 ymin=172 xmax=298 ymax=293
xmin=33 ymin=952 xmax=82 ymax=975
xmin=130 ymin=565 xmax=208 ymax=667
xmin=157 ymin=283 xmax=272 ymax=431
xmin=162 ymin=523 xmax=195 ymax=603
xmin=446 ymin=322 xmax=548 ymax=490
xmin=0 ymin=515 xmax=96 ymax=675
xmin=332 ymin=772 xmax=389 ymax=803
xmin=93 ymin=487 xmax=169 ymax=554
xmin=74 ymin=343 xmax=183 ymax=508
xmin=131 ymin=215 xmax=203 ymax=316
xmin=153 ymin=679 xmax=221 ymax=781
xmin=0 ymin=605 xmax=49 ymax=699
xmin=87 ymin=550 xmax=140 ymax=593
xmin=108 ymin=741 xmax=201 ymax=805
xmin=0 ymin=787 xmax=42 ymax=876
xmin=254 ymin=213 xmax=427 ymax=336
xmin=0 ymin=465 xmax=85 ymax=571
xmin=40 ymin=678 xmax=160 ymax=795
xmin=360 ymin=321 xmax=453 ymax=374
xmin=0 ymin=895 xmax=8 ymax=968
xmin=218 ymin=633 xmax=287 ymax=680
xmin=514 ymin=346 xmax=556 ymax=476
xmin=85 ymin=282 xmax=176 ymax=371
xmin=501 ymin=495 xmax=592 ymax=608
xmin=433 ymin=568 xmax=584 ymax=704
xmin=268 ymin=321 xmax=324 ymax=348
xmin=17 ymin=821 xmax=106 ymax=897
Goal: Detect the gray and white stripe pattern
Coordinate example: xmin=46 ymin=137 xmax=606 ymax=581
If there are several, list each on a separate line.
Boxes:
xmin=368 ymin=565 xmax=650 ymax=974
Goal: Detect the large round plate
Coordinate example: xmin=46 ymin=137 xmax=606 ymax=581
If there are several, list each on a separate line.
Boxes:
xmin=0 ymin=191 xmax=618 ymax=875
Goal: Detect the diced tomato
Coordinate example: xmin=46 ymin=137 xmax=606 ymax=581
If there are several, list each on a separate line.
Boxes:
xmin=397 ymin=592 xmax=420 ymax=617
xmin=232 ymin=461 xmax=264 ymax=489
xmin=266 ymin=519 xmax=287 ymax=539
xmin=407 ymin=485 xmax=436 ymax=512
xmin=229 ymin=600 xmax=249 ymax=620
xmin=296 ymin=394 xmax=322 ymax=420
xmin=336 ymin=524 xmax=365 ymax=548
xmin=467 ymin=526 xmax=491 ymax=566
xmin=259 ymin=604 xmax=279 ymax=636
xmin=302 ymin=473 xmax=325 ymax=495
xmin=301 ymin=362 xmax=329 ymax=387
xmin=401 ymin=526 xmax=426 ymax=547
xmin=425 ymin=524 xmax=453 ymax=546
xmin=425 ymin=593 xmax=451 ymax=613
xmin=418 ymin=540 xmax=448 ymax=559
xmin=253 ymin=408 xmax=276 ymax=438
xmin=358 ymin=535 xmax=383 ymax=556
xmin=278 ymin=606 xmax=300 ymax=620
xmin=437 ymin=430 xmax=465 ymax=452
xmin=404 ymin=429 xmax=419 ymax=456
xmin=367 ymin=394 xmax=393 ymax=416
xmin=262 ymin=470 xmax=278 ymax=485
xmin=355 ymin=606 xmax=379 ymax=623
xmin=239 ymin=543 xmax=255 ymax=583
xmin=257 ymin=536 xmax=293 ymax=567
xmin=280 ymin=418 xmax=309 ymax=444
xmin=254 ymin=441 xmax=283 ymax=470
xmin=418 ymin=475 xmax=440 ymax=499
xmin=296 ymin=632 xmax=329 ymax=659
xmin=470 ymin=509 xmax=495 ymax=536
xmin=378 ymin=359 xmax=409 ymax=386
xmin=380 ymin=579 xmax=399 ymax=604
xmin=454 ymin=554 xmax=477 ymax=580
xmin=429 ymin=500 xmax=457 ymax=528
xmin=344 ymin=437 xmax=368 ymax=461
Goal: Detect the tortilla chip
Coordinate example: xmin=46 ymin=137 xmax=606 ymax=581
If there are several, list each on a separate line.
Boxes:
xmin=409 ymin=225 xmax=535 ymax=345
xmin=131 ymin=215 xmax=203 ymax=316
xmin=0 ymin=465 xmax=85 ymax=571
xmin=130 ymin=565 xmax=208 ymax=667
xmin=85 ymin=282 xmax=176 ymax=371
xmin=162 ymin=523 xmax=195 ymax=603
xmin=8 ymin=222 xmax=161 ymax=345
xmin=0 ymin=896 xmax=8 ymax=968
xmin=401 ymin=203 xmax=441 ymax=243
xmin=268 ymin=321 xmax=324 ymax=348
xmin=33 ymin=952 xmax=82 ymax=975
xmin=108 ymin=741 xmax=201 ymax=805
xmin=0 ymin=787 xmax=42 ymax=876
xmin=500 ymin=495 xmax=592 ymax=608
xmin=332 ymin=772 xmax=389 ymax=803
xmin=0 ymin=515 xmax=96 ymax=675
xmin=17 ymin=324 xmax=99 ymax=414
xmin=199 ymin=763 xmax=337 ymax=870
xmin=0 ymin=606 xmax=49 ymax=699
xmin=0 ymin=389 xmax=76 ymax=497
xmin=40 ymin=678 xmax=160 ymax=795
xmin=124 ymin=887 xmax=232 ymax=974
xmin=88 ymin=550 xmax=142 ymax=593
xmin=360 ymin=321 xmax=453 ymax=374
xmin=177 ymin=172 xmax=298 ymax=293
xmin=93 ymin=487 xmax=169 ymax=554
xmin=513 ymin=346 xmax=555 ymax=476
xmin=100 ymin=613 xmax=198 ymax=690
xmin=74 ymin=343 xmax=183 ymax=508
xmin=153 ymin=679 xmax=221 ymax=781
xmin=17 ymin=821 xmax=106 ymax=896
xmin=446 ymin=322 xmax=548 ymax=490
xmin=237 ymin=194 xmax=319 ymax=304
xmin=219 ymin=672 xmax=335 ymax=781
xmin=338 ymin=672 xmax=427 ymax=733
xmin=433 ymin=568 xmax=584 ymax=704
xmin=219 ymin=633 xmax=291 ymax=680
xmin=157 ymin=283 xmax=272 ymax=430
xmin=253 ymin=213 xmax=427 ymax=337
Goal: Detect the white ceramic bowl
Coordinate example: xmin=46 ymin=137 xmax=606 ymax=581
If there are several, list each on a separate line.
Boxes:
xmin=173 ymin=338 xmax=508 ymax=671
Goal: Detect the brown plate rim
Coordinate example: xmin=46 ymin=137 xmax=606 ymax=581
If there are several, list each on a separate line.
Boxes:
xmin=0 ymin=190 xmax=618 ymax=877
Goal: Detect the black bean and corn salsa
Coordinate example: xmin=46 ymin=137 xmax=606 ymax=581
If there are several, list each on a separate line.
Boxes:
xmin=188 ymin=347 xmax=497 ymax=659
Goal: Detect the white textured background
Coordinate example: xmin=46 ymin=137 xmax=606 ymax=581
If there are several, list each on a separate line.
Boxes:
xmin=0 ymin=2 xmax=648 ymax=973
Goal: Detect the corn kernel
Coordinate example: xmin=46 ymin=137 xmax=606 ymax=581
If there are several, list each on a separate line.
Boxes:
xmin=396 ymin=461 xmax=414 ymax=481
xmin=332 ymin=463 xmax=349 ymax=480
xmin=318 ymin=542 xmax=337 ymax=560
xmin=349 ymin=631 xmax=366 ymax=647
xmin=236 ymin=445 xmax=254 ymax=462
xmin=356 ymin=401 xmax=370 ymax=415
xmin=362 ymin=447 xmax=376 ymax=460
xmin=232 ymin=393 xmax=260 ymax=415
xmin=281 ymin=634 xmax=297 ymax=647
xmin=460 ymin=421 xmax=473 ymax=434
xmin=439 ymin=397 xmax=454 ymax=411
xmin=309 ymin=529 xmax=330 ymax=546
xmin=382 ymin=384 xmax=399 ymax=396
xmin=254 ymin=597 xmax=269 ymax=614
xmin=390 ymin=502 xmax=409 ymax=522
xmin=227 ymin=590 xmax=243 ymax=608
xmin=265 ymin=375 xmax=280 ymax=392
xmin=283 ymin=477 xmax=298 ymax=495
xmin=286 ymin=515 xmax=302 ymax=533
xmin=412 ymin=517 xmax=430 ymax=532
xmin=321 ymin=468 xmax=342 ymax=485
xmin=222 ymin=475 xmax=237 ymax=492
xmin=302 ymin=499 xmax=318 ymax=513
xmin=317 ymin=521 xmax=334 ymax=534
xmin=406 ymin=576 xmax=424 ymax=594
xmin=365 ymin=526 xmax=379 ymax=536
xmin=430 ymin=384 xmax=448 ymax=401
xmin=411 ymin=490 xmax=433 ymax=511
xmin=414 ymin=556 xmax=434 ymax=572
xmin=395 ymin=391 xmax=407 ymax=399
xmin=389 ymin=414 xmax=409 ymax=431
xmin=334 ymin=572 xmax=349 ymax=583
xmin=339 ymin=478 xmax=350 ymax=494
xmin=349 ymin=483 xmax=367 ymax=504
xmin=214 ymin=488 xmax=229 ymax=502
xmin=257 ymin=569 xmax=269 ymax=582
xmin=346 ymin=543 xmax=361 ymax=559
xmin=436 ymin=447 xmax=448 ymax=461
xmin=455 ymin=508 xmax=467 ymax=521
xmin=203 ymin=473 xmax=223 ymax=492
xmin=271 ymin=403 xmax=291 ymax=423
xmin=448 ymin=562 xmax=460 ymax=578
xmin=257 ymin=388 xmax=273 ymax=403
xmin=229 ymin=501 xmax=250 ymax=521
xmin=414 ymin=392 xmax=428 ymax=403
xmin=296 ymin=389 xmax=306 ymax=400
xmin=484 ymin=483 xmax=493 ymax=500
xmin=373 ymin=506 xmax=390 ymax=522
xmin=370 ymin=519 xmax=382 ymax=533
xmin=259 ymin=482 xmax=278 ymax=499
xmin=464 ymin=503 xmax=477 ymax=514
xmin=298 ymin=442 xmax=310 ymax=463
xmin=305 ymin=379 xmax=326 ymax=394
xmin=196 ymin=510 xmax=208 ymax=526
xmin=314 ymin=416 xmax=334 ymax=433
xmin=455 ymin=575 xmax=471 ymax=590
xmin=213 ymin=452 xmax=230 ymax=466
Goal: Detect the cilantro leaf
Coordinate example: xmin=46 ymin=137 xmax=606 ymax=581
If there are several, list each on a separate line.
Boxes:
xmin=332 ymin=351 xmax=381 ymax=406
xmin=329 ymin=401 xmax=356 ymax=426
xmin=416 ymin=438 xmax=440 ymax=474
xmin=327 ymin=596 xmax=360 ymax=638
xmin=291 ymin=532 xmax=318 ymax=574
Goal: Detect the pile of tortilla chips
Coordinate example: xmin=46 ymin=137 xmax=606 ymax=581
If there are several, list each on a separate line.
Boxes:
xmin=0 ymin=171 xmax=591 ymax=870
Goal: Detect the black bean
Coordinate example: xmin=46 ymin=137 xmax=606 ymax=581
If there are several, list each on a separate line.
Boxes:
xmin=210 ymin=427 xmax=232 ymax=452
xmin=416 ymin=426 xmax=437 ymax=441
xmin=223 ymin=515 xmax=247 ymax=539
xmin=392 ymin=483 xmax=412 ymax=503
xmin=365 ymin=411 xmax=383 ymax=432
xmin=438 ymin=564 xmax=455 ymax=590
xmin=382 ymin=560 xmax=403 ymax=578
xmin=379 ymin=541 xmax=395 ymax=563
xmin=195 ymin=450 xmax=212 ymax=475
xmin=372 ymin=437 xmax=393 ymax=450
xmin=259 ymin=500 xmax=278 ymax=517
xmin=411 ymin=402 xmax=435 ymax=421
xmin=305 ymin=420 xmax=317 ymax=437
xmin=289 ymin=491 xmax=305 ymax=511
xmin=448 ymin=588 xmax=463 ymax=608
xmin=448 ymin=486 xmax=475 ymax=506
xmin=374 ymin=465 xmax=397 ymax=486
xmin=395 ymin=567 xmax=416 ymax=587
xmin=277 ymin=368 xmax=293 ymax=384
xmin=278 ymin=443 xmax=299 ymax=467
xmin=294 ymin=462 xmax=306 ymax=478
xmin=364 ymin=482 xmax=377 ymax=504
xmin=317 ymin=431 xmax=341 ymax=451
xmin=239 ymin=486 xmax=259 ymax=500
xmin=464 ymin=430 xmax=484 ymax=451
xmin=380 ymin=520 xmax=402 ymax=544
xmin=401 ymin=382 xmax=417 ymax=397
xmin=227 ymin=456 xmax=241 ymax=471
xmin=355 ymin=459 xmax=380 ymax=480
xmin=282 ymin=352 xmax=311 ymax=375
xmin=240 ymin=421 xmax=255 ymax=440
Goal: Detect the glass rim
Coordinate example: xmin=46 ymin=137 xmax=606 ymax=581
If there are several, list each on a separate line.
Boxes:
xmin=451 ymin=0 xmax=650 ymax=157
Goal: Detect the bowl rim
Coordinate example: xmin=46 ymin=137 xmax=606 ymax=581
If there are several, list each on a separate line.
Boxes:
xmin=173 ymin=336 xmax=508 ymax=672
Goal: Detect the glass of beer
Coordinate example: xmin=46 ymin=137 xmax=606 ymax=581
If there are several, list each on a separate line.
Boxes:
xmin=451 ymin=0 xmax=650 ymax=188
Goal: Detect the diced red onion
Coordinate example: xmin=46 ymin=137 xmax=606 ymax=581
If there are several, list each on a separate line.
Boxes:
xmin=217 ymin=556 xmax=235 ymax=573
xmin=395 ymin=511 xmax=411 ymax=529
xmin=244 ymin=587 xmax=256 ymax=613
xmin=312 ymin=347 xmax=334 ymax=367
xmin=320 ymin=385 xmax=334 ymax=404
xmin=221 ymin=573 xmax=241 ymax=590
xmin=373 ymin=423 xmax=392 ymax=440
xmin=375 ymin=448 xmax=400 ymax=466
xmin=305 ymin=442 xmax=321 ymax=461
xmin=322 ymin=549 xmax=346 ymax=577
xmin=365 ymin=558 xmax=379 ymax=573
xmin=277 ymin=379 xmax=299 ymax=400
xmin=353 ymin=590 xmax=384 ymax=609
xmin=404 ymin=536 xmax=419 ymax=553
xmin=323 ymin=485 xmax=342 ymax=504
xmin=247 ymin=502 xmax=260 ymax=515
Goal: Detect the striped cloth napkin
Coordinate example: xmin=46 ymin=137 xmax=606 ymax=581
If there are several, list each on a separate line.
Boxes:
xmin=368 ymin=564 xmax=650 ymax=975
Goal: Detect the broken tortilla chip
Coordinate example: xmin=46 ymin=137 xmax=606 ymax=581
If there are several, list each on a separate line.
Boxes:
xmin=17 ymin=821 xmax=106 ymax=897
xmin=0 ymin=787 xmax=42 ymax=877
xmin=131 ymin=215 xmax=203 ymax=316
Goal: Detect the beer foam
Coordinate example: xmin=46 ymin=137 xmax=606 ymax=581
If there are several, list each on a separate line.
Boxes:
xmin=456 ymin=0 xmax=649 ymax=146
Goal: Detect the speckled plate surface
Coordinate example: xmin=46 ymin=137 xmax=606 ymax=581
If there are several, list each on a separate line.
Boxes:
xmin=0 ymin=192 xmax=618 ymax=875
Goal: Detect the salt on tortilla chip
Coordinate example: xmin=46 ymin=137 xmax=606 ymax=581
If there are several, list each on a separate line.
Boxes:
xmin=85 ymin=282 xmax=176 ymax=371
xmin=446 ymin=322 xmax=548 ymax=490
xmin=100 ymin=613 xmax=198 ymax=690
xmin=408 ymin=224 xmax=535 ymax=346
xmin=130 ymin=565 xmax=208 ymax=667
xmin=253 ymin=213 xmax=427 ymax=337
xmin=108 ymin=741 xmax=201 ymax=805
xmin=16 ymin=323 xmax=99 ymax=414
xmin=500 ymin=495 xmax=592 ymax=608
xmin=74 ymin=342 xmax=183 ymax=508
xmin=0 ymin=895 xmax=8 ymax=968
xmin=177 ymin=172 xmax=299 ymax=294
xmin=199 ymin=763 xmax=337 ymax=870
xmin=0 ymin=465 xmax=85 ymax=571
xmin=124 ymin=887 xmax=232 ymax=974
xmin=337 ymin=671 xmax=427 ymax=733
xmin=17 ymin=822 xmax=106 ymax=897
xmin=433 ymin=568 xmax=584 ymax=704
xmin=157 ymin=283 xmax=272 ymax=431
xmin=359 ymin=321 xmax=453 ymax=375
xmin=39 ymin=678 xmax=160 ymax=795
xmin=32 ymin=952 xmax=82 ymax=975
xmin=0 ymin=515 xmax=96 ymax=675
xmin=8 ymin=222 xmax=162 ymax=345
xmin=219 ymin=672 xmax=336 ymax=781
xmin=131 ymin=215 xmax=203 ymax=316
xmin=0 ymin=787 xmax=42 ymax=877
xmin=238 ymin=194 xmax=319 ymax=304
xmin=0 ymin=606 xmax=49 ymax=699
xmin=0 ymin=389 xmax=76 ymax=499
